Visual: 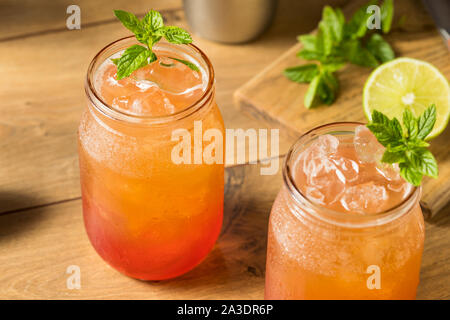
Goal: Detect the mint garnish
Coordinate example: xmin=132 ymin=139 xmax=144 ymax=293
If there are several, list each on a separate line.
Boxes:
xmin=168 ymin=57 xmax=200 ymax=71
xmin=285 ymin=0 xmax=395 ymax=108
xmin=367 ymin=105 xmax=439 ymax=186
xmin=112 ymin=9 xmax=196 ymax=79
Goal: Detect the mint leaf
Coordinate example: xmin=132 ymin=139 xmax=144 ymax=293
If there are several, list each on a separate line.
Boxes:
xmin=322 ymin=62 xmax=345 ymax=72
xmin=169 ymin=57 xmax=199 ymax=71
xmin=112 ymin=9 xmax=195 ymax=79
xmin=403 ymin=108 xmax=418 ymax=139
xmin=366 ymin=33 xmax=394 ymax=63
xmin=381 ymin=150 xmax=405 ymax=163
xmin=297 ymin=50 xmax=324 ymax=61
xmin=135 ymin=30 xmax=151 ymax=45
xmin=298 ymin=35 xmax=319 ymax=52
xmin=160 ymin=61 xmax=175 ymax=67
xmin=303 ymin=71 xmax=339 ymax=107
xmin=114 ymin=10 xmax=142 ymax=34
xmin=340 ymin=39 xmax=379 ymax=67
xmin=371 ymin=108 xmax=390 ymax=125
xmin=399 ymin=163 xmax=423 ymax=186
xmin=286 ymin=1 xmax=396 ymax=108
xmin=381 ymin=0 xmax=394 ymax=33
xmin=319 ymin=21 xmax=333 ymax=56
xmin=139 ymin=11 xmax=164 ymax=47
xmin=322 ymin=6 xmax=344 ymax=43
xmin=142 ymin=10 xmax=164 ymax=31
xmin=417 ymin=104 xmax=436 ymax=140
xmin=367 ymin=105 xmax=439 ymax=186
xmin=319 ymin=71 xmax=339 ymax=104
xmin=162 ymin=26 xmax=192 ymax=44
xmin=344 ymin=1 xmax=376 ymax=39
xmin=298 ymin=32 xmax=326 ymax=56
xmin=115 ymin=45 xmax=152 ymax=80
xmin=367 ymin=110 xmax=403 ymax=147
xmin=418 ymin=149 xmax=438 ymax=178
xmin=304 ymin=75 xmax=321 ymax=108
xmin=407 ymin=139 xmax=429 ymax=148
xmin=284 ymin=64 xmax=319 ymax=83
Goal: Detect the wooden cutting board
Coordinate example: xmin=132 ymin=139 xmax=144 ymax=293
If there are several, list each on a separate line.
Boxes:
xmin=234 ymin=0 xmax=450 ymax=218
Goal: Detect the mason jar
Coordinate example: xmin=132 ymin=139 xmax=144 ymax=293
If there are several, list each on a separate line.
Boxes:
xmin=265 ymin=123 xmax=425 ymax=299
xmin=79 ymin=36 xmax=225 ymax=280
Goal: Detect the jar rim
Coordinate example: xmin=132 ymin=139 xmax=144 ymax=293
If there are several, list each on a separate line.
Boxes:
xmin=85 ymin=36 xmax=215 ymax=125
xmin=282 ymin=122 xmax=421 ymax=229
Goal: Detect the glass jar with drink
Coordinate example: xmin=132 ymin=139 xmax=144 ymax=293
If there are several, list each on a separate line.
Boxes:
xmin=79 ymin=33 xmax=224 ymax=280
xmin=265 ymin=122 xmax=425 ymax=299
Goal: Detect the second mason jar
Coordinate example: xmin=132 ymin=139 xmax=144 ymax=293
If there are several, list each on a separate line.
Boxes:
xmin=265 ymin=123 xmax=425 ymax=299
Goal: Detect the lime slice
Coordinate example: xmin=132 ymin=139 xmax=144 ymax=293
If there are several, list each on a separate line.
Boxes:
xmin=363 ymin=57 xmax=450 ymax=139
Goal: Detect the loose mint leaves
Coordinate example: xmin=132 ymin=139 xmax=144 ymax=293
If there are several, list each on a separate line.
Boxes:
xmin=285 ymin=0 xmax=395 ymax=108
xmin=113 ymin=9 xmax=196 ymax=79
xmin=381 ymin=0 xmax=394 ymax=33
xmin=284 ymin=64 xmax=319 ymax=83
xmin=367 ymin=105 xmax=438 ymax=186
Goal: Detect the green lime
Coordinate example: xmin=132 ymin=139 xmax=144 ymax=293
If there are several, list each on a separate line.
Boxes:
xmin=363 ymin=57 xmax=450 ymax=139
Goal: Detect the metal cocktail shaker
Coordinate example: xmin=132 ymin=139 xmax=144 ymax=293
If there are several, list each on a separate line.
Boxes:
xmin=183 ymin=0 xmax=277 ymax=44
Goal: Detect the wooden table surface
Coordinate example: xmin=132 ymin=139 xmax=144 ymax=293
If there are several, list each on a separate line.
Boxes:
xmin=0 ymin=0 xmax=448 ymax=299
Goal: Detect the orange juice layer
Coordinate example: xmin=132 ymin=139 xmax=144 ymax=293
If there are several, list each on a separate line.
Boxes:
xmin=265 ymin=127 xmax=424 ymax=299
xmin=79 ymin=49 xmax=224 ymax=280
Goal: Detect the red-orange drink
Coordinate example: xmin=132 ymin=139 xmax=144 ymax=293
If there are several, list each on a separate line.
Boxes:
xmin=265 ymin=123 xmax=424 ymax=299
xmin=79 ymin=37 xmax=224 ymax=280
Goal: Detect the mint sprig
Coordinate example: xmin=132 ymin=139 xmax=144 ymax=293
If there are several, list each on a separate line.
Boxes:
xmin=366 ymin=105 xmax=439 ymax=186
xmin=113 ymin=10 xmax=196 ymax=79
xmin=285 ymin=0 xmax=395 ymax=108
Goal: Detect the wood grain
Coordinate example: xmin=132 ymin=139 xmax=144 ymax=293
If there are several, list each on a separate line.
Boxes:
xmin=234 ymin=0 xmax=450 ymax=217
xmin=0 ymin=162 xmax=448 ymax=299
xmin=0 ymin=164 xmax=275 ymax=299
xmin=0 ymin=0 xmax=448 ymax=300
xmin=0 ymin=0 xmax=181 ymax=40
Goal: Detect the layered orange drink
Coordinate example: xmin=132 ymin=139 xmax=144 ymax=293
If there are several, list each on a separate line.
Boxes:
xmin=79 ymin=37 xmax=224 ymax=280
xmin=265 ymin=123 xmax=424 ymax=299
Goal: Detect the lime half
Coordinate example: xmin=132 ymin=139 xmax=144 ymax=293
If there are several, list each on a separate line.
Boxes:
xmin=363 ymin=57 xmax=450 ymax=139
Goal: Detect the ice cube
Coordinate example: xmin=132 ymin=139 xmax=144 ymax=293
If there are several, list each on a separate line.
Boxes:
xmin=387 ymin=175 xmax=412 ymax=196
xmin=130 ymin=98 xmax=143 ymax=114
xmin=134 ymin=79 xmax=158 ymax=92
xmin=111 ymin=95 xmax=130 ymax=111
xmin=315 ymin=135 xmax=339 ymax=155
xmin=354 ymin=125 xmax=384 ymax=163
xmin=132 ymin=57 xmax=204 ymax=95
xmin=304 ymin=161 xmax=345 ymax=204
xmin=376 ymin=162 xmax=401 ymax=181
xmin=301 ymin=135 xmax=345 ymax=204
xmin=305 ymin=186 xmax=325 ymax=204
xmin=331 ymin=156 xmax=359 ymax=183
xmin=340 ymin=182 xmax=388 ymax=214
